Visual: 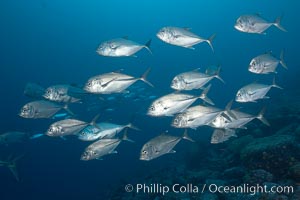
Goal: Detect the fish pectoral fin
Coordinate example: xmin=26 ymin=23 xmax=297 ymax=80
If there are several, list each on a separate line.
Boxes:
xmin=262 ymin=96 xmax=270 ymax=99
xmin=96 ymin=158 xmax=103 ymax=160
xmin=169 ymin=150 xmax=176 ymax=154
xmin=110 ymin=150 xmax=118 ymax=154
xmin=102 ymin=77 xmax=119 ymax=87
xmin=60 ymin=136 xmax=67 ymax=141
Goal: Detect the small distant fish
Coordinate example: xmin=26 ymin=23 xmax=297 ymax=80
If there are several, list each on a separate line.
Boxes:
xmin=171 ymin=67 xmax=224 ymax=91
xmin=0 ymin=132 xmax=29 ymax=145
xmin=235 ymin=78 xmax=282 ymax=103
xmin=148 ymin=84 xmax=214 ymax=117
xmin=96 ymin=37 xmax=152 ymax=57
xmin=234 ymin=14 xmax=287 ymax=34
xmin=84 ymin=68 xmax=153 ymax=94
xmin=43 ymin=84 xmax=85 ymax=103
xmin=157 ymin=26 xmax=216 ymax=51
xmin=24 ymin=82 xmax=45 ymax=99
xmin=211 ymin=129 xmax=237 ymax=144
xmin=140 ymin=130 xmax=194 ymax=161
xmin=80 ymin=133 xmax=133 ymax=161
xmin=52 ymin=112 xmax=69 ymax=119
xmin=19 ymin=100 xmax=72 ymax=119
xmin=248 ymin=51 xmax=287 ymax=74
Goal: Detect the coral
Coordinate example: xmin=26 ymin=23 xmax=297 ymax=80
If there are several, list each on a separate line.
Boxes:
xmin=289 ymin=163 xmax=300 ymax=182
xmin=240 ymin=135 xmax=297 ymax=176
xmin=243 ymin=169 xmax=274 ymax=185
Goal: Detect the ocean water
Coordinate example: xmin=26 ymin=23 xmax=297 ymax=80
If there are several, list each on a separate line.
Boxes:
xmin=0 ymin=0 xmax=299 ymax=199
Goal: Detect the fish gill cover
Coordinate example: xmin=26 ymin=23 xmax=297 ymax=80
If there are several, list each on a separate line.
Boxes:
xmin=0 ymin=0 xmax=299 ymax=200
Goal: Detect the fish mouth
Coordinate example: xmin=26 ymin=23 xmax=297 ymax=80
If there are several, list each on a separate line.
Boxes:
xmin=139 ymin=156 xmax=149 ymax=161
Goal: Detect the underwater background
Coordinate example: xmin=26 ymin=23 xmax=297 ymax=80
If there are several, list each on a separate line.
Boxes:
xmin=1 ymin=0 xmax=300 ymax=199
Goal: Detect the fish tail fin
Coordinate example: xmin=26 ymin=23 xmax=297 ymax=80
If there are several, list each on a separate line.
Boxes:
xmin=274 ymin=15 xmax=287 ymax=32
xmin=199 ymin=84 xmax=214 ymax=105
xmin=182 ymin=129 xmax=195 ymax=142
xmin=140 ymin=67 xmax=154 ymax=87
xmin=126 ymin=123 xmax=141 ymax=131
xmin=214 ymin=66 xmax=225 ymax=83
xmin=9 ymin=154 xmax=24 ymax=182
xmin=63 ymin=103 xmax=75 ymax=116
xmin=279 ymin=50 xmax=288 ymax=69
xmin=206 ymin=33 xmax=216 ymax=52
xmin=122 ymin=129 xmax=134 ymax=143
xmin=256 ymin=107 xmax=270 ymax=126
xmin=8 ymin=162 xmax=20 ymax=182
xmin=272 ymin=77 xmax=283 ymax=89
xmin=144 ymin=39 xmax=152 ymax=54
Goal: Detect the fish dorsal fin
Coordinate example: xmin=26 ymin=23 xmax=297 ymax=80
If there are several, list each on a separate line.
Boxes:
xmin=191 ymin=67 xmax=201 ymax=72
xmin=255 ymin=13 xmax=262 ymax=17
xmin=122 ymin=36 xmax=129 ymax=40
xmin=183 ymin=27 xmax=192 ymax=31
xmin=90 ymin=114 xmax=101 ymax=129
xmin=264 ymin=51 xmax=273 ymax=55
xmin=112 ymin=69 xmax=124 ymax=74
xmin=161 ymin=130 xmax=169 ymax=136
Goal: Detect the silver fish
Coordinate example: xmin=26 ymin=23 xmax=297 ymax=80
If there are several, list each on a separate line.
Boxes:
xmin=234 ymin=14 xmax=286 ymax=34
xmin=235 ymin=78 xmax=282 ymax=103
xmin=19 ymin=100 xmax=71 ymax=119
xmin=171 ymin=68 xmax=224 ymax=91
xmin=43 ymin=84 xmax=83 ymax=103
xmin=0 ymin=132 xmax=28 ymax=145
xmin=248 ymin=51 xmax=287 ymax=74
xmin=211 ymin=129 xmax=237 ymax=144
xmin=157 ymin=26 xmax=216 ymax=51
xmin=148 ymin=85 xmax=214 ymax=117
xmin=84 ymin=68 xmax=153 ymax=94
xmin=140 ymin=130 xmax=193 ymax=161
xmin=96 ymin=37 xmax=152 ymax=57
xmin=78 ymin=122 xmax=137 ymax=141
xmin=209 ymin=108 xmax=269 ymax=129
xmin=80 ymin=134 xmax=132 ymax=161
xmin=46 ymin=119 xmax=89 ymax=137
xmin=172 ymin=105 xmax=222 ymax=129
xmin=24 ymin=82 xmax=45 ymax=99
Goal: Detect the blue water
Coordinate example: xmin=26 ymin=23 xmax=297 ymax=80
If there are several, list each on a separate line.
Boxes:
xmin=0 ymin=0 xmax=299 ymax=199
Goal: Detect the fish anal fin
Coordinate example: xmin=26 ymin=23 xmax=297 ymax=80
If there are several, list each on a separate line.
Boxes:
xmin=169 ymin=149 xmax=176 ymax=154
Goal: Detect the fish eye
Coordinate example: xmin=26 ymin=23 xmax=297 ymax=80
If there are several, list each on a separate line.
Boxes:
xmin=49 ymin=128 xmax=53 ymax=132
xmin=82 ymin=132 xmax=86 ymax=135
xmin=150 ymin=106 xmax=155 ymax=111
xmin=142 ymin=150 xmax=148 ymax=155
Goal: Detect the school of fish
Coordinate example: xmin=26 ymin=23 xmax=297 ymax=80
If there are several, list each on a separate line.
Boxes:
xmin=1 ymin=13 xmax=288 ymax=169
